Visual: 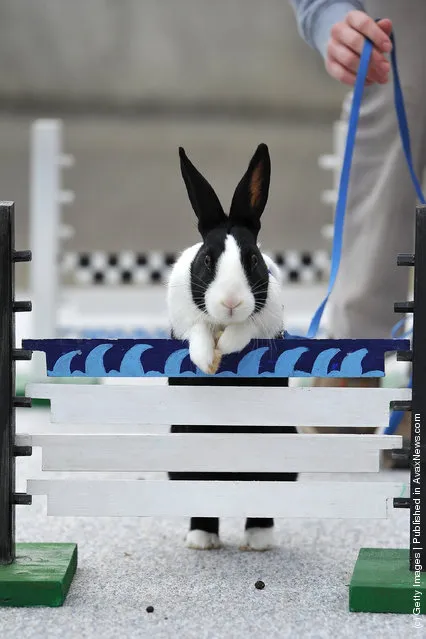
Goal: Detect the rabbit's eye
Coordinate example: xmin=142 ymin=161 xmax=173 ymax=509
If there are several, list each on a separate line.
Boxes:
xmin=204 ymin=255 xmax=212 ymax=268
xmin=251 ymin=254 xmax=258 ymax=269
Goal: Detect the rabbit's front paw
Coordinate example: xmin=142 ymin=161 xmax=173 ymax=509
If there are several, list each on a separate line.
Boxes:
xmin=209 ymin=348 xmax=222 ymax=375
xmin=217 ymin=325 xmax=252 ymax=355
xmin=189 ymin=341 xmax=216 ymax=374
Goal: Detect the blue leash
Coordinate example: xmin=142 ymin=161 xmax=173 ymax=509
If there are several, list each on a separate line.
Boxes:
xmin=390 ymin=31 xmax=425 ymax=204
xmin=306 ymin=38 xmax=373 ymax=338
xmin=302 ymin=30 xmax=425 ymax=434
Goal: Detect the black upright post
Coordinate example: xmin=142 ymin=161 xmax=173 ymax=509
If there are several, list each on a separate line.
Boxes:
xmin=0 ymin=202 xmax=16 ymax=564
xmin=410 ymin=205 xmax=426 ymax=571
xmin=0 ymin=202 xmax=32 ymax=565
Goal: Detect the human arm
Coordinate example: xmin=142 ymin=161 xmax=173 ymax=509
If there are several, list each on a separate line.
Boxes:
xmin=289 ymin=1 xmax=393 ymax=85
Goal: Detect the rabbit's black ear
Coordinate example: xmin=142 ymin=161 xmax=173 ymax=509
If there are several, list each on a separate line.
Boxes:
xmin=179 ymin=147 xmax=226 ymax=237
xmin=229 ymin=143 xmax=270 ymax=236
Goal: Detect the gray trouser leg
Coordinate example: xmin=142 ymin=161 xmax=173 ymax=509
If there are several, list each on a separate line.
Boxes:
xmin=328 ymin=1 xmax=426 ymax=338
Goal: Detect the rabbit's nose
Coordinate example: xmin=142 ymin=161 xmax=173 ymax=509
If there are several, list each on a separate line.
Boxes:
xmin=221 ymin=298 xmax=242 ymax=310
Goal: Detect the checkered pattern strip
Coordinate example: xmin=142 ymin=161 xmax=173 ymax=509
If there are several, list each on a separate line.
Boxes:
xmin=61 ymin=250 xmax=330 ymax=286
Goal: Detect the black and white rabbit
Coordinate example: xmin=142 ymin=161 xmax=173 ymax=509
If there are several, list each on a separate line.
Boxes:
xmin=168 ymin=143 xmax=297 ymax=551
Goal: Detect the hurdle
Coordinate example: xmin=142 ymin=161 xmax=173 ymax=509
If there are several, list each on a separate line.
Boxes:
xmin=1 ymin=200 xmax=425 ymax=613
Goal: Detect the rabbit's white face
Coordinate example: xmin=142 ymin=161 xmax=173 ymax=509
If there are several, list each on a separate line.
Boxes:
xmin=204 ymin=235 xmax=255 ymax=324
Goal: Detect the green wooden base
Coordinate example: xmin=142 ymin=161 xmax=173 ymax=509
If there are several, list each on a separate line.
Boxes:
xmin=0 ymin=543 xmax=77 ymax=607
xmin=350 ymin=548 xmax=426 ymax=614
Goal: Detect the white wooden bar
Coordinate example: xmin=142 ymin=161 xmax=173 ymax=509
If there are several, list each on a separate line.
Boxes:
xmin=15 ymin=434 xmax=32 ymax=447
xmin=18 ymin=433 xmax=402 ymax=473
xmin=27 ymin=479 xmax=408 ymax=519
xmin=26 ymin=384 xmax=411 ymax=429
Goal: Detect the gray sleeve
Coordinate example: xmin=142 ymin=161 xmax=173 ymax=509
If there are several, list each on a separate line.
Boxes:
xmin=289 ymin=0 xmax=366 ymax=58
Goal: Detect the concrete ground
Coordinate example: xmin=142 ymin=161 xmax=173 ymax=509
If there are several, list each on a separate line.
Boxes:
xmin=0 ymin=407 xmax=413 ymax=639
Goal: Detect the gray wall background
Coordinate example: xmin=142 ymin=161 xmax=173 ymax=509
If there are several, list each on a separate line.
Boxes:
xmin=0 ymin=1 xmax=349 ymax=268
xmin=0 ymin=1 xmax=345 ymax=111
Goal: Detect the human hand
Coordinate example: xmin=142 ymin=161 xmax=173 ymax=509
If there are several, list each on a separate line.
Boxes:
xmin=325 ymin=11 xmax=392 ymax=86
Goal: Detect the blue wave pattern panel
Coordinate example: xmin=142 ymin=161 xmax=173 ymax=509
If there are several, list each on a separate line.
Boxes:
xmin=22 ymin=338 xmax=410 ymax=378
